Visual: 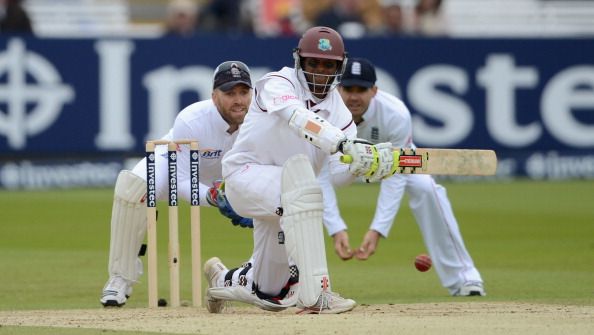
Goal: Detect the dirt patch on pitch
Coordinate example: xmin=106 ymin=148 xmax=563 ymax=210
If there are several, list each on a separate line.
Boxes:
xmin=1 ymin=302 xmax=592 ymax=334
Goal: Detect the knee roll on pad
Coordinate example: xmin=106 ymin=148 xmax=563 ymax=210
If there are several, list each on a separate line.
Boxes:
xmin=108 ymin=170 xmax=148 ymax=282
xmin=280 ymin=154 xmax=330 ymax=307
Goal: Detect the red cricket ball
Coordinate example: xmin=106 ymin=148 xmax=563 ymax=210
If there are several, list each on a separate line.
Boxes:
xmin=414 ymin=254 xmax=432 ymax=272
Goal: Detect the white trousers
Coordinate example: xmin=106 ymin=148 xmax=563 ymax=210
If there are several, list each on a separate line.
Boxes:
xmin=224 ymin=164 xmax=291 ymax=297
xmin=406 ymin=174 xmax=483 ymax=293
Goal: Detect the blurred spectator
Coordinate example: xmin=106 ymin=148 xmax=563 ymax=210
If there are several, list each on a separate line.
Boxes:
xmin=164 ymin=0 xmax=199 ymax=37
xmin=248 ymin=0 xmax=305 ymax=37
xmin=379 ymin=0 xmax=406 ymax=35
xmin=312 ymin=0 xmax=383 ymax=38
xmin=413 ymin=0 xmax=447 ymax=36
xmin=0 ymin=0 xmax=33 ymax=34
xmin=359 ymin=0 xmax=383 ymax=35
xmin=198 ymin=0 xmax=253 ymax=34
xmin=301 ymin=0 xmax=331 ymax=26
xmin=313 ymin=0 xmax=367 ymax=38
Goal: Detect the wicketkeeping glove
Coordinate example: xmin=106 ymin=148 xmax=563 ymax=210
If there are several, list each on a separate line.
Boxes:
xmin=340 ymin=139 xmax=396 ymax=183
xmin=206 ymin=180 xmax=254 ymax=228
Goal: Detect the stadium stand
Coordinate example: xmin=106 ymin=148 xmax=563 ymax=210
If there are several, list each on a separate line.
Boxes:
xmin=22 ymin=0 xmax=160 ymax=37
xmin=443 ymin=0 xmax=594 ymax=36
xmin=20 ymin=0 xmax=594 ymax=37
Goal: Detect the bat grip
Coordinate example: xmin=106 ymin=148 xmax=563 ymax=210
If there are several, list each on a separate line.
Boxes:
xmin=339 ymin=152 xmax=400 ymax=165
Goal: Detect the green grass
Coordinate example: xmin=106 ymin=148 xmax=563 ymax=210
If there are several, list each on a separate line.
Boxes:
xmin=0 ymin=180 xmax=593 ymax=311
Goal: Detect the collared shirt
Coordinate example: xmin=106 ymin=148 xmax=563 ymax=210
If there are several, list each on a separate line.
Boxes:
xmin=322 ymin=89 xmax=415 ymax=237
xmin=223 ymin=67 xmax=357 ymax=178
xmin=170 ymin=99 xmax=239 ymax=203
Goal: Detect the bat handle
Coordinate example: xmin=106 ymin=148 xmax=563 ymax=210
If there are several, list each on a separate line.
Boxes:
xmin=339 ymin=152 xmax=400 ymax=165
xmin=391 ymin=151 xmax=401 ymax=174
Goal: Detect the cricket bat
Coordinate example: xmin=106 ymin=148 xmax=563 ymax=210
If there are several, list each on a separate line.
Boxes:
xmin=341 ymin=148 xmax=497 ymax=176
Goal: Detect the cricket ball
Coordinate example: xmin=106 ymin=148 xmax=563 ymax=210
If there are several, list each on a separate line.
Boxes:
xmin=414 ymin=254 xmax=432 ymax=272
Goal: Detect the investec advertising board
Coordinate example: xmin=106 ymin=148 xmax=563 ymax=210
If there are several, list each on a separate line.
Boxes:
xmin=0 ymin=36 xmax=592 ymax=188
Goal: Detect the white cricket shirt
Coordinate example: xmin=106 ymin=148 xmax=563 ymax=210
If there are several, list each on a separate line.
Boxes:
xmin=167 ymin=99 xmax=240 ymax=204
xmin=322 ymin=89 xmax=415 ymax=236
xmin=223 ymin=67 xmax=357 ymax=178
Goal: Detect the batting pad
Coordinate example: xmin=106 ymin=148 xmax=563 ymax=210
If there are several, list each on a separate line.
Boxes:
xmin=108 ymin=170 xmax=147 ymax=282
xmin=280 ymin=154 xmax=330 ymax=307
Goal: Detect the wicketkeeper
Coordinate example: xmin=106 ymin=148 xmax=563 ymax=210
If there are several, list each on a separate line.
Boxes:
xmin=100 ymin=61 xmax=254 ymax=307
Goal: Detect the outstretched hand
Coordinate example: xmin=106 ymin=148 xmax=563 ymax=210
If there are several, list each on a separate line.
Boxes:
xmin=332 ymin=230 xmax=354 ymax=260
xmin=206 ymin=180 xmax=253 ymax=228
xmin=355 ymin=230 xmax=382 ymax=260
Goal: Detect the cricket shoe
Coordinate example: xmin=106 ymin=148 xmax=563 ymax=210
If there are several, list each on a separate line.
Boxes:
xmin=454 ymin=282 xmax=486 ymax=296
xmin=100 ymin=276 xmax=133 ymax=307
xmin=204 ymin=260 xmax=299 ymax=313
xmin=296 ymin=291 xmax=356 ymax=314
xmin=203 ymin=257 xmax=228 ymax=313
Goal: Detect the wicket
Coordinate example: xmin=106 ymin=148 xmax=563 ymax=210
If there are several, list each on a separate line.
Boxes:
xmin=145 ymin=139 xmax=201 ymax=308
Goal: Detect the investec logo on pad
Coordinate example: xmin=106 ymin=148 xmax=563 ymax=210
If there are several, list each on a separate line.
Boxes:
xmin=0 ymin=39 xmax=74 ymax=149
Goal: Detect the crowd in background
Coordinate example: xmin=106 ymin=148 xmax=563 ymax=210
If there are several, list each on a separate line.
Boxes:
xmin=0 ymin=0 xmax=32 ymax=33
xmin=164 ymin=0 xmax=447 ymax=38
xmin=4 ymin=0 xmax=594 ymax=39
xmin=0 ymin=0 xmax=447 ymax=37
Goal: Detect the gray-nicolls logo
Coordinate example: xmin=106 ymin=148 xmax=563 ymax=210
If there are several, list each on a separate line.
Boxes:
xmin=0 ymin=38 xmax=74 ymax=149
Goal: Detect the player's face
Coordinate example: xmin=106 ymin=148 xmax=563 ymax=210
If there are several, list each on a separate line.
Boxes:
xmin=302 ymin=57 xmax=340 ymax=98
xmin=303 ymin=57 xmax=339 ymax=76
xmin=339 ymin=85 xmax=377 ymax=123
xmin=213 ymin=84 xmax=252 ymax=132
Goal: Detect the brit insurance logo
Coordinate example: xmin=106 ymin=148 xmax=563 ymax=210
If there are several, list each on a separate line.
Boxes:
xmin=201 ymin=148 xmax=223 ymax=159
xmin=0 ymin=39 xmax=74 ymax=149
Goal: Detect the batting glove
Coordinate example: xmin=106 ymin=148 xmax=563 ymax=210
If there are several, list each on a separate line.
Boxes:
xmin=206 ymin=180 xmax=254 ymax=228
xmin=366 ymin=142 xmax=395 ymax=183
xmin=340 ymin=139 xmax=395 ymax=183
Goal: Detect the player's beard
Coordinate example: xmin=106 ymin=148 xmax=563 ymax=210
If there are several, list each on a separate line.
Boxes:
xmin=216 ymin=101 xmax=248 ymax=133
xmin=222 ymin=106 xmax=247 ymax=126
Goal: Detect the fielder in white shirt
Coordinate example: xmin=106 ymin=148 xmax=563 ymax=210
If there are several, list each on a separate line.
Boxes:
xmin=321 ymin=57 xmax=485 ymax=296
xmin=100 ymin=61 xmax=254 ymax=307
xmin=203 ymin=27 xmax=398 ymax=314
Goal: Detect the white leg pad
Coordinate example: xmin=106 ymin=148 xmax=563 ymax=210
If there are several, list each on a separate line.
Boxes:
xmin=108 ymin=170 xmax=147 ymax=282
xmin=280 ymin=154 xmax=330 ymax=307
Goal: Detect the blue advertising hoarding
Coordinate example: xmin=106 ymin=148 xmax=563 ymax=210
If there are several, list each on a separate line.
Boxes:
xmin=0 ymin=36 xmax=593 ymax=188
